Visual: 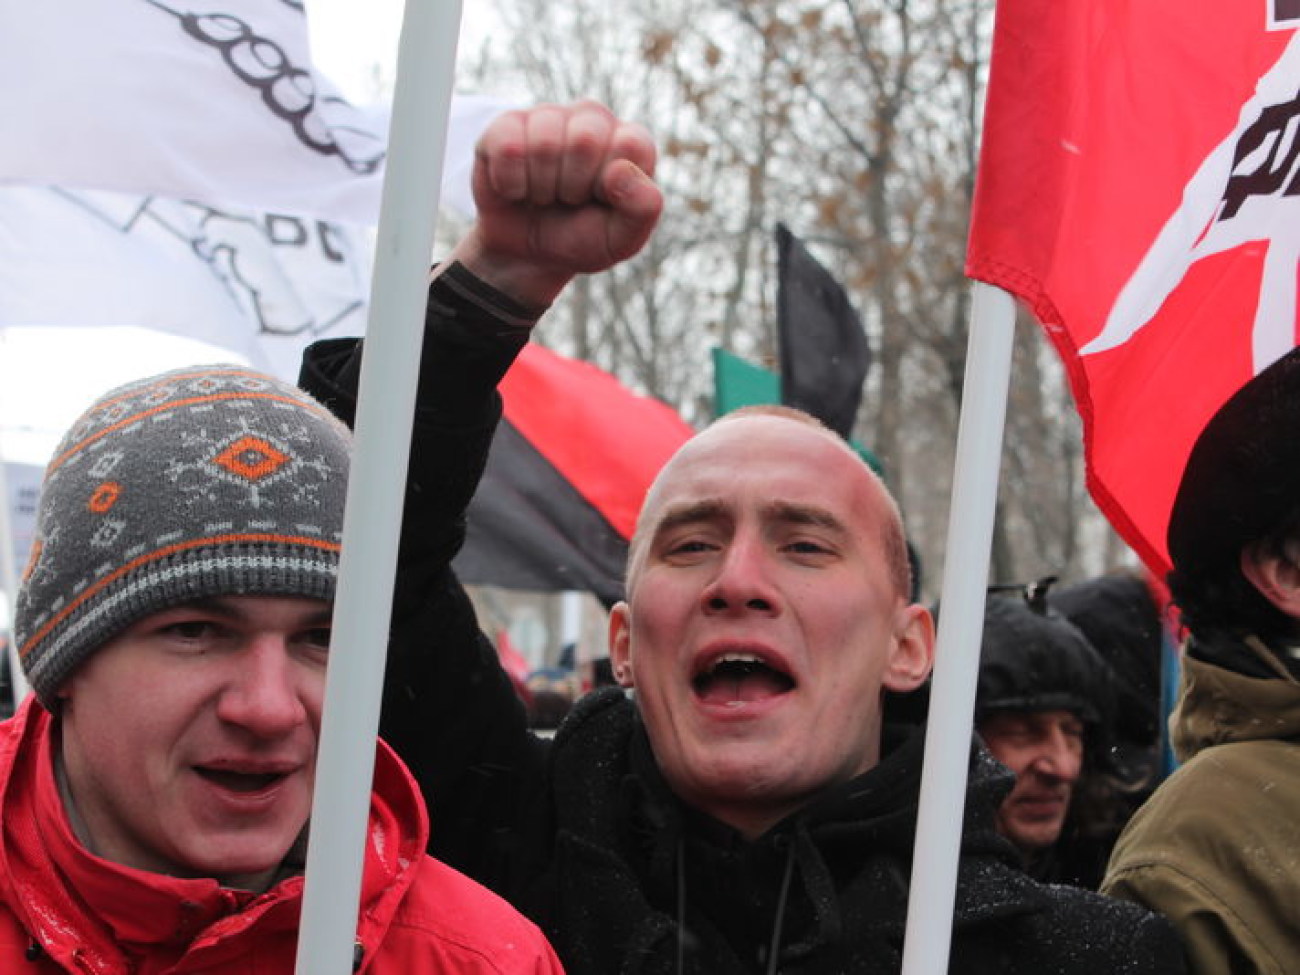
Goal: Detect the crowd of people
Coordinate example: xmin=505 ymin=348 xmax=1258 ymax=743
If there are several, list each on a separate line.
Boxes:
xmin=0 ymin=99 xmax=1291 ymax=973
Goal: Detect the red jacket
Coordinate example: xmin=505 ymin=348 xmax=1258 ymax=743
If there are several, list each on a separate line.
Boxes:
xmin=0 ymin=698 xmax=564 ymax=974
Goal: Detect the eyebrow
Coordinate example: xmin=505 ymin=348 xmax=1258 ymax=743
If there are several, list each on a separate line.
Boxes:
xmin=651 ymin=500 xmax=730 ymax=540
xmin=650 ymin=499 xmax=848 ymax=539
xmin=762 ymin=501 xmax=847 ymax=534
xmin=164 ymin=597 xmax=334 ymax=627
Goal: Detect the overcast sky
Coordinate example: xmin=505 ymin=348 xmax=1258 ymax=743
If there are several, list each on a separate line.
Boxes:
xmin=308 ymin=0 xmax=496 ymax=104
xmin=306 ymin=0 xmax=406 ymax=103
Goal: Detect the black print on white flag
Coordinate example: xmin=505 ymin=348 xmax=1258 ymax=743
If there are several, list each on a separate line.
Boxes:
xmin=0 ymin=0 xmax=390 ymax=224
xmin=146 ymin=0 xmax=385 ymax=175
xmin=0 ymin=185 xmax=369 ymax=380
xmin=0 ymin=0 xmax=516 ymax=376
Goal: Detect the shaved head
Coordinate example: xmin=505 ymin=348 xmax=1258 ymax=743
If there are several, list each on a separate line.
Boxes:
xmin=626 ymin=407 xmax=912 ymax=601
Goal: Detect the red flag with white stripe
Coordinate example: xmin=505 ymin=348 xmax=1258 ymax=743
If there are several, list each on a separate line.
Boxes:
xmin=966 ymin=1 xmax=1300 ymax=575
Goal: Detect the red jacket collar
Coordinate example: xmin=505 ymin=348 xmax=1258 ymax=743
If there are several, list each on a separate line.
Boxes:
xmin=0 ymin=697 xmax=428 ymax=972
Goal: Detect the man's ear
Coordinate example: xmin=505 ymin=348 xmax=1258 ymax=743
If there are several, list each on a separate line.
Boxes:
xmin=1241 ymin=542 xmax=1300 ymax=617
xmin=608 ymin=601 xmax=635 ymax=687
xmin=883 ymin=603 xmax=935 ymax=693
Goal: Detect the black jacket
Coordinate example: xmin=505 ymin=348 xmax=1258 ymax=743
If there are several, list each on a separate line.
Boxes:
xmin=299 ymin=266 xmax=1186 ymax=975
xmin=530 ymin=688 xmax=1183 ymax=974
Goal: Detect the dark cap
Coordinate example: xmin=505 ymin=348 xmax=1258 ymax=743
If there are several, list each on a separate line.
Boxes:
xmin=1167 ymin=346 xmax=1300 ymax=636
xmin=976 ymin=595 xmax=1114 ymax=727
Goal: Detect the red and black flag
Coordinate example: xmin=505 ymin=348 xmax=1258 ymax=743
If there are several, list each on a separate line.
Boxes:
xmin=775 ymin=222 xmax=870 ymax=439
xmin=453 ymin=343 xmax=693 ymax=605
xmin=967 ymin=0 xmax=1300 ymax=575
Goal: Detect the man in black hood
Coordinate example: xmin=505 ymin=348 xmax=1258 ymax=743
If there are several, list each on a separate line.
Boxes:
xmin=976 ymin=590 xmax=1120 ymax=888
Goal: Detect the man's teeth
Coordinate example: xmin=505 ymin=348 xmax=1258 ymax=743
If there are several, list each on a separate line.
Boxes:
xmin=717 ymin=653 xmax=763 ymax=666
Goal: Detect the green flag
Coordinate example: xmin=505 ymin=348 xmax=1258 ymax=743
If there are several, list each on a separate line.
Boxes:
xmin=712 ymin=347 xmax=779 ymax=415
xmin=711 ymin=346 xmax=883 ymax=475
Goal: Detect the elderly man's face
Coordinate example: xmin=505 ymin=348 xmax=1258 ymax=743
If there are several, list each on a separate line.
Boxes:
xmin=609 ymin=414 xmax=933 ymax=839
xmin=57 ymin=595 xmax=330 ymax=891
xmin=979 ymin=709 xmax=1085 ymax=854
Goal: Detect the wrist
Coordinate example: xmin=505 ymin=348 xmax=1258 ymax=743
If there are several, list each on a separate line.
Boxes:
xmin=432 ymin=261 xmax=547 ymax=328
xmin=443 ymin=234 xmax=574 ymax=309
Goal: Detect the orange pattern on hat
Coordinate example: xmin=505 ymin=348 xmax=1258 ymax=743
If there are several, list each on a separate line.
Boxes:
xmin=20 ymin=540 xmax=42 ymax=585
xmin=88 ymin=482 xmax=122 ymax=513
xmin=213 ymin=436 xmax=290 ymax=481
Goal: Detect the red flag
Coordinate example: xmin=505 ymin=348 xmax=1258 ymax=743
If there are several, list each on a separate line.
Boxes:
xmin=967 ymin=2 xmax=1300 ymax=576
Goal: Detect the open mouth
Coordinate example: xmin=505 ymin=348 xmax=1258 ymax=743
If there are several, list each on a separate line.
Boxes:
xmin=692 ymin=653 xmax=795 ymax=705
xmin=194 ymin=767 xmax=288 ymax=793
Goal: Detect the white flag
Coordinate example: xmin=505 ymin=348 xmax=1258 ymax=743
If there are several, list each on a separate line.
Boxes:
xmin=0 ymin=0 xmax=511 ymax=224
xmin=0 ymin=0 xmax=518 ymax=465
xmin=0 ymin=185 xmax=369 ymax=380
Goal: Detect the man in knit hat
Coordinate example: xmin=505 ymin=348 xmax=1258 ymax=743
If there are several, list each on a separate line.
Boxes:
xmin=1103 ymin=345 xmax=1300 ymax=975
xmin=0 ymin=96 xmax=661 ymax=972
xmin=975 ymin=589 xmax=1121 ymax=889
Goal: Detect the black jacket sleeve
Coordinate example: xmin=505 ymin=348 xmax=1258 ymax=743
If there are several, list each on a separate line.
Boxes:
xmin=298 ymin=262 xmax=555 ymax=895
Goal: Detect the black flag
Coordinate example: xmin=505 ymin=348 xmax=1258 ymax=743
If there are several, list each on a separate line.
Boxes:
xmin=775 ymin=223 xmax=870 ymax=439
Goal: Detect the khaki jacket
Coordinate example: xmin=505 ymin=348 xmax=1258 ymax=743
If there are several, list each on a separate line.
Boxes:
xmin=1103 ymin=642 xmax=1300 ymax=975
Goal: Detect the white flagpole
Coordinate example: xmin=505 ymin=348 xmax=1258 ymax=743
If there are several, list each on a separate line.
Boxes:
xmin=294 ymin=1 xmax=463 ymax=972
xmin=900 ymin=282 xmax=1016 ymax=975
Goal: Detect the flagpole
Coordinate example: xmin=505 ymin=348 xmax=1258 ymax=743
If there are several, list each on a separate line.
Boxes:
xmin=900 ymin=282 xmax=1016 ymax=975
xmin=294 ymin=0 xmax=462 ymax=972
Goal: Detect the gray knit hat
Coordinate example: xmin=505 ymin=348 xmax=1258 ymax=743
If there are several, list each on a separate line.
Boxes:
xmin=14 ymin=365 xmax=351 ymax=708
